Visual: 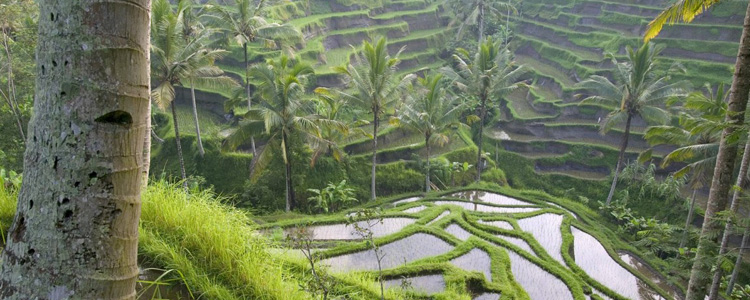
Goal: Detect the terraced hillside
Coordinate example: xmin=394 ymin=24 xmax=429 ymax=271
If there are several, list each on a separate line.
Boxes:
xmin=490 ymin=0 xmax=745 ymax=181
xmin=264 ymin=189 xmax=682 ymax=299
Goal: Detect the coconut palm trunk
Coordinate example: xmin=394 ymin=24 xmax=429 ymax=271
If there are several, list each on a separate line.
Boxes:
xmin=0 ymin=0 xmax=150 ymax=297
xmin=476 ymin=95 xmax=487 ymax=182
xmin=190 ymin=78 xmax=205 ymax=156
xmin=726 ymin=225 xmax=749 ymax=294
xmin=687 ymin=3 xmax=750 ymax=299
xmin=477 ymin=1 xmax=485 ymax=43
xmin=371 ymin=111 xmax=379 ymax=200
xmin=708 ymin=130 xmax=750 ymax=298
xmin=244 ymin=42 xmax=257 ymax=156
xmin=680 ymin=189 xmax=697 ymax=249
xmin=606 ymin=114 xmax=633 ymax=205
xmin=171 ymin=102 xmax=189 ymax=190
xmin=283 ymin=131 xmax=296 ymax=212
xmin=143 ymin=100 xmax=152 ymax=188
xmin=425 ymin=134 xmax=432 ymax=192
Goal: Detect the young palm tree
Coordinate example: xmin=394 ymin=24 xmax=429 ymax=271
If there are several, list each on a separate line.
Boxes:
xmin=310 ymin=87 xmax=361 ymax=164
xmin=334 ymin=37 xmax=415 ymax=200
xmin=646 ymin=2 xmax=750 ymax=299
xmin=179 ymin=0 xmax=210 ymax=157
xmin=449 ymin=0 xmax=516 ymax=44
xmin=398 ymin=74 xmax=465 ymax=192
xmin=208 ymin=0 xmax=302 ymax=156
xmin=441 ymin=36 xmax=526 ymax=182
xmin=576 ymin=42 xmax=686 ymax=205
xmin=224 ymin=56 xmax=337 ymax=212
xmin=151 ymin=0 xmax=238 ymax=189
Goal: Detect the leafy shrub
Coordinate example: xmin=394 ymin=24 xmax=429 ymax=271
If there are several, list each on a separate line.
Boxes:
xmin=481 ymin=168 xmax=507 ymax=186
xmin=308 ymin=180 xmax=358 ymax=213
xmin=376 ymin=162 xmax=424 ymax=195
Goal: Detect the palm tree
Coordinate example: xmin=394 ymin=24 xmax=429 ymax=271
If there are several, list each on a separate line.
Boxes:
xmin=224 ymin=56 xmax=335 ymax=212
xmin=449 ymin=0 xmax=516 ymax=44
xmin=576 ymin=42 xmax=686 ymax=205
xmin=0 ymin=0 xmax=149 ymax=296
xmin=334 ymin=37 xmax=415 ymax=200
xmin=398 ymin=74 xmax=465 ymax=192
xmin=646 ymin=2 xmax=750 ymax=299
xmin=179 ymin=0 xmax=210 ymax=157
xmin=441 ymin=36 xmax=526 ymax=182
xmin=208 ymin=0 xmax=302 ymax=156
xmin=151 ymin=0 xmax=238 ymax=189
xmin=310 ymin=87 xmax=362 ymax=164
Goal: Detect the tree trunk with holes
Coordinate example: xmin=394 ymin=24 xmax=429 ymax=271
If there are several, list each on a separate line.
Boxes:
xmin=0 ymin=0 xmax=150 ymax=298
xmin=605 ymin=113 xmax=633 ymax=205
xmin=687 ymin=3 xmax=750 ymax=299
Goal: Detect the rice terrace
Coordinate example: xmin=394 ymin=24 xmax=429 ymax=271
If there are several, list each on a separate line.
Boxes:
xmin=0 ymin=0 xmax=749 ymax=299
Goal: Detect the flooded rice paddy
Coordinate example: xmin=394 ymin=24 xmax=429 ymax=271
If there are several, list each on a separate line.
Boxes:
xmin=270 ymin=191 xmax=674 ymax=299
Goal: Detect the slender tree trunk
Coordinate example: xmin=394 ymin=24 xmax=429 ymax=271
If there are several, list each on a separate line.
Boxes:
xmin=371 ymin=110 xmax=379 ymax=200
xmin=171 ymin=102 xmax=188 ymax=191
xmin=283 ymin=131 xmax=295 ymax=212
xmin=605 ymin=114 xmax=633 ymax=205
xmin=726 ymin=224 xmax=749 ymax=294
xmin=425 ymin=135 xmax=431 ymax=192
xmin=709 ymin=132 xmax=750 ymax=298
xmin=189 ymin=78 xmax=205 ymax=156
xmin=680 ymin=189 xmax=698 ymax=249
xmin=0 ymin=0 xmax=150 ymax=297
xmin=687 ymin=3 xmax=750 ymax=299
xmin=2 ymin=29 xmax=26 ymax=142
xmin=476 ymin=97 xmax=487 ymax=183
xmin=244 ymin=42 xmax=257 ymax=156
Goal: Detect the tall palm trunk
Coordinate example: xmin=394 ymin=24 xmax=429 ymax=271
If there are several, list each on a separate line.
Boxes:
xmin=477 ymin=2 xmax=485 ymax=44
xmin=189 ymin=78 xmax=205 ymax=156
xmin=708 ymin=131 xmax=750 ymax=298
xmin=425 ymin=134 xmax=431 ymax=192
xmin=687 ymin=3 xmax=750 ymax=299
xmin=680 ymin=189 xmax=697 ymax=249
xmin=605 ymin=114 xmax=633 ymax=205
xmin=143 ymin=100 xmax=152 ymax=188
xmin=726 ymin=224 xmax=749 ymax=294
xmin=0 ymin=0 xmax=150 ymax=297
xmin=283 ymin=131 xmax=295 ymax=212
xmin=171 ymin=102 xmax=189 ymax=190
xmin=476 ymin=95 xmax=487 ymax=182
xmin=371 ymin=110 xmax=379 ymax=200
xmin=244 ymin=42 xmax=257 ymax=156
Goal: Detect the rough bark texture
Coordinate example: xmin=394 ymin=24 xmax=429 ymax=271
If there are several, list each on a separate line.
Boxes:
xmin=605 ymin=113 xmax=633 ymax=205
xmin=142 ymin=100 xmax=151 ymax=189
xmin=477 ymin=2 xmax=485 ymax=45
xmin=189 ymin=79 xmax=204 ymax=157
xmin=371 ymin=111 xmax=379 ymax=200
xmin=708 ymin=132 xmax=750 ymax=299
xmin=686 ymin=3 xmax=750 ymax=299
xmin=0 ymin=0 xmax=150 ymax=298
xmin=171 ymin=102 xmax=188 ymax=190
xmin=476 ymin=96 xmax=487 ymax=183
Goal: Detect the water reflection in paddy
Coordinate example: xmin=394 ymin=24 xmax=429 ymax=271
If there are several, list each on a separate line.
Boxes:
xmin=427 ymin=211 xmax=450 ymax=225
xmin=506 ymin=248 xmax=573 ymax=300
xmin=517 ymin=214 xmax=565 ymax=263
xmin=478 ymin=219 xmax=514 ymax=230
xmin=572 ymin=227 xmax=666 ymax=300
xmin=322 ymin=233 xmax=454 ymax=271
xmin=448 ymin=191 xmax=533 ymax=206
xmin=496 ymin=235 xmax=535 ymax=255
xmin=393 ymin=197 xmax=421 ymax=206
xmin=432 ymin=201 xmax=540 ymax=213
xmin=450 ymin=248 xmax=493 ymax=281
xmin=474 ymin=293 xmax=500 ymax=300
xmin=287 ymin=218 xmax=415 ymax=240
xmin=445 ymin=223 xmax=472 ymax=241
xmin=384 ymin=274 xmax=445 ymax=295
xmin=402 ymin=205 xmax=427 ymax=213
xmin=620 ymin=252 xmax=679 ymax=299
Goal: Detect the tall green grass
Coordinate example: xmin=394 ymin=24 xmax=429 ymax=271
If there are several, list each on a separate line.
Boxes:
xmin=0 ymin=179 xmax=18 ymax=245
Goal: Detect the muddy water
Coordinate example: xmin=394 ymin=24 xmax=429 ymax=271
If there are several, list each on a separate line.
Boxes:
xmin=450 ymin=248 xmax=493 ymax=281
xmin=322 ymin=233 xmax=454 ymax=271
xmin=474 ymin=293 xmax=501 ymax=300
xmin=478 ymin=220 xmax=515 ymax=230
xmin=384 ymin=274 xmax=445 ymax=294
xmin=496 ymin=235 xmax=535 ymax=255
xmin=571 ymin=227 xmax=667 ymax=300
xmin=286 ymin=218 xmax=415 ymax=240
xmin=517 ymin=214 xmax=565 ymax=263
xmin=432 ymin=201 xmax=540 ymax=213
xmin=620 ymin=252 xmax=681 ymax=299
xmin=448 ymin=191 xmax=533 ymax=206
xmin=445 ymin=223 xmax=472 ymax=241
xmin=506 ymin=249 xmax=574 ymax=300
